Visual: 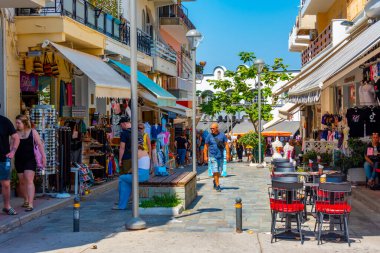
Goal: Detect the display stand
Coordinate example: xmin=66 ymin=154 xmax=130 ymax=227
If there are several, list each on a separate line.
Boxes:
xmin=30 ymin=105 xmax=57 ymax=196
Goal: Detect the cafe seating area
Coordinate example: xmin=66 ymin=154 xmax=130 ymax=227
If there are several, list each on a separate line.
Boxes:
xmin=268 ymin=158 xmax=352 ymax=246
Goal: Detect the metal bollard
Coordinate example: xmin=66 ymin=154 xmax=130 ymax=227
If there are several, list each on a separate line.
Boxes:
xmin=73 ymin=197 xmax=80 ymax=232
xmin=235 ymin=197 xmax=242 ymax=233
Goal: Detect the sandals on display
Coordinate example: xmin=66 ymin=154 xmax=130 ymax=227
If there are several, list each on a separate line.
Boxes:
xmin=2 ymin=207 xmax=18 ymax=215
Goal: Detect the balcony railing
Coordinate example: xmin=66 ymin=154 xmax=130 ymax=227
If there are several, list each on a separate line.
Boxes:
xmin=152 ymin=40 xmax=177 ymax=64
xmin=159 ymin=4 xmax=195 ymax=30
xmin=301 ymin=23 xmax=332 ymax=65
xmin=16 ymin=0 xmax=152 ymax=56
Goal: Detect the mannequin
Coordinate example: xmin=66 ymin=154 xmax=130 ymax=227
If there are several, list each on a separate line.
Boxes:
xmin=283 ymin=142 xmax=294 ymax=159
xmin=272 ymin=137 xmax=283 ymax=159
xmin=359 ymin=81 xmax=377 ymax=106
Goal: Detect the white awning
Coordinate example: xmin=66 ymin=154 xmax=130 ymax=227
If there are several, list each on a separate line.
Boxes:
xmin=278 ymin=103 xmax=302 ymax=120
xmin=44 ymin=41 xmax=131 ymax=98
xmin=263 ymin=116 xmax=284 ymax=130
xmin=286 ymin=20 xmax=380 ymax=100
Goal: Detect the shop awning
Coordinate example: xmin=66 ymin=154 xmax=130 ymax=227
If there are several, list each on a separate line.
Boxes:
xmin=264 ymin=121 xmax=300 ymax=136
xmin=263 ymin=116 xmax=284 ymax=130
xmin=109 ymin=60 xmax=177 ymax=107
xmin=45 ymin=41 xmax=131 ymax=98
xmin=283 ymin=20 xmax=380 ymax=102
xmin=278 ymin=103 xmax=302 ymax=120
xmin=161 ymin=104 xmax=192 ymax=117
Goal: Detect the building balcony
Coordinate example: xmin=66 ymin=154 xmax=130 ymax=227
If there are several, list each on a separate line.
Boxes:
xmin=167 ymin=77 xmax=193 ymax=100
xmin=0 ymin=0 xmax=52 ymax=8
xmin=159 ymin=4 xmax=196 ymax=44
xmin=300 ymin=0 xmax=336 ymax=17
xmin=152 ymin=40 xmax=177 ymax=76
xmin=288 ymin=14 xmax=317 ymax=52
xmin=16 ymin=0 xmax=152 ymax=56
xmin=301 ymin=19 xmax=348 ymax=66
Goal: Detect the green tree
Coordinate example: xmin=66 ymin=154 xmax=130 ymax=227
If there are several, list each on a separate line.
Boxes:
xmin=200 ymin=52 xmax=292 ymax=132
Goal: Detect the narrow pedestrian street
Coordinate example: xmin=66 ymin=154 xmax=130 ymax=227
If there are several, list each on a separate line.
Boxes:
xmin=0 ymin=162 xmax=379 ymax=253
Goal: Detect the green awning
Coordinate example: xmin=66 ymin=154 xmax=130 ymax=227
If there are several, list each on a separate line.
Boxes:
xmin=110 ymin=60 xmax=177 ymax=107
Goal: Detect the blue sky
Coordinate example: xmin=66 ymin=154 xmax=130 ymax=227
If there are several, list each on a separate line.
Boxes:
xmin=183 ymin=0 xmax=301 ymax=73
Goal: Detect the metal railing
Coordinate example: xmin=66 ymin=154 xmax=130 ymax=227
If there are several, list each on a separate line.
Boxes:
xmin=16 ymin=0 xmax=152 ymax=56
xmin=301 ymin=23 xmax=332 ymax=65
xmin=159 ymin=4 xmax=196 ymax=30
xmin=152 ymin=40 xmax=177 ymax=64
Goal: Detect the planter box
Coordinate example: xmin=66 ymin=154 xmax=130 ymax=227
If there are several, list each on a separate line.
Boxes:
xmin=139 ymin=205 xmax=184 ymax=216
xmin=348 ymin=167 xmax=366 ymax=184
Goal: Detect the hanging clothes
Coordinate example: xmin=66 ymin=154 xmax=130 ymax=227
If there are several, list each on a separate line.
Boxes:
xmin=66 ymin=82 xmax=73 ymax=106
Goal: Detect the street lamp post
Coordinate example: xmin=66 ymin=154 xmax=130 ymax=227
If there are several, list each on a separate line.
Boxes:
xmin=254 ymin=59 xmax=265 ymax=168
xmin=186 ymin=29 xmax=203 ymax=175
xmin=126 ymin=0 xmax=146 ymax=230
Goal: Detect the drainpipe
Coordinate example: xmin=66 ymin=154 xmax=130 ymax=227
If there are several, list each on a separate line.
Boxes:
xmin=0 ymin=9 xmax=6 ymax=115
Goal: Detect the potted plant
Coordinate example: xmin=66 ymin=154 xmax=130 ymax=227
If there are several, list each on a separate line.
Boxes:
xmin=336 ymin=138 xmax=367 ymax=184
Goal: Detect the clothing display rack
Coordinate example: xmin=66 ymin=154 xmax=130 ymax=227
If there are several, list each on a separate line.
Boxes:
xmin=29 ymin=105 xmax=57 ymax=175
xmin=58 ymin=127 xmax=72 ymax=193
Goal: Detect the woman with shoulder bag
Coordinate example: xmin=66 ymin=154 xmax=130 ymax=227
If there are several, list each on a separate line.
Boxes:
xmin=15 ymin=115 xmax=46 ymax=212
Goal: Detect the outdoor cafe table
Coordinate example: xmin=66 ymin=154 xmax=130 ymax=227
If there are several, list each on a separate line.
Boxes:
xmin=272 ymin=171 xmax=348 ymax=241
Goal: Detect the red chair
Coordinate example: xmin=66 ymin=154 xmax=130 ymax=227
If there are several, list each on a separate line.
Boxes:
xmin=315 ymin=182 xmax=352 ymax=246
xmin=268 ymin=181 xmax=305 ymax=244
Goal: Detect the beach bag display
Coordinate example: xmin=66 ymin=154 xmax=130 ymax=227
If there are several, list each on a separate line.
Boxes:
xmin=24 ymin=57 xmax=34 ymax=74
xmin=33 ymin=57 xmax=44 ymax=76
xmin=43 ymin=52 xmax=52 ymax=76
xmin=51 ymin=53 xmax=59 ymax=77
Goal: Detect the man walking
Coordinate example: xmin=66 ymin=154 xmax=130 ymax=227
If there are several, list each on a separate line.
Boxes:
xmin=204 ymin=123 xmax=230 ymax=192
xmin=119 ymin=117 xmax=132 ymax=174
xmin=0 ymin=106 xmax=20 ymax=215
xmin=175 ymin=132 xmax=188 ymax=169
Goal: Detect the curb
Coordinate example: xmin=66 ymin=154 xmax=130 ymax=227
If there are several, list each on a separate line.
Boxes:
xmin=0 ymin=179 xmax=118 ymax=234
xmin=139 ymin=205 xmax=184 ymax=216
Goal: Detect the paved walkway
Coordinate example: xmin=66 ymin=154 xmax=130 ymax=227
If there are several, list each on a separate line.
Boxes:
xmin=0 ymin=162 xmax=380 ymax=252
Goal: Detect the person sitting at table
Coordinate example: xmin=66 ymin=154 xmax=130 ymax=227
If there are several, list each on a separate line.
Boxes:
xmin=364 ymin=132 xmax=380 ymax=187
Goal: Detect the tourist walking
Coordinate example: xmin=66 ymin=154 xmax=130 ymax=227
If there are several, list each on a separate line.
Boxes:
xmin=236 ymin=135 xmax=244 ymax=162
xmin=175 ymin=132 xmax=188 ymax=169
xmin=119 ymin=117 xmax=132 ymax=174
xmin=204 ymin=123 xmax=230 ymax=192
xmin=15 ymin=114 xmax=46 ymax=212
xmin=0 ymin=107 xmax=20 ymax=215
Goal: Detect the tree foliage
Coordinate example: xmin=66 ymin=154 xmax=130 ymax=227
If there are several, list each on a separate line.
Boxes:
xmin=89 ymin=0 xmax=119 ymax=18
xmin=200 ymin=52 xmax=292 ymax=132
xmin=237 ymin=131 xmax=263 ymax=150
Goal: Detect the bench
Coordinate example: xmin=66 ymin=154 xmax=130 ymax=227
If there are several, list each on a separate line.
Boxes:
xmin=139 ymin=171 xmax=197 ymax=209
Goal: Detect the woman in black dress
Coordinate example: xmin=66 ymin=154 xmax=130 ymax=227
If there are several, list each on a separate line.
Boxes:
xmin=15 ymin=115 xmax=46 ymax=211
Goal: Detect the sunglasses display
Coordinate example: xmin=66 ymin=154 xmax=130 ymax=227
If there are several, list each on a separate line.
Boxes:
xmin=31 ymin=106 xmax=57 ymax=175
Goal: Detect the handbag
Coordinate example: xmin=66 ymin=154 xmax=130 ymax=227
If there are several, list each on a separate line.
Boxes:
xmin=32 ymin=129 xmax=44 ymax=169
xmin=43 ymin=52 xmax=52 ymax=76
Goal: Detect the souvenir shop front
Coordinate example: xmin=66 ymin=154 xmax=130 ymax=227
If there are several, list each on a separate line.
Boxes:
xmin=18 ymin=41 xmax=131 ymax=194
